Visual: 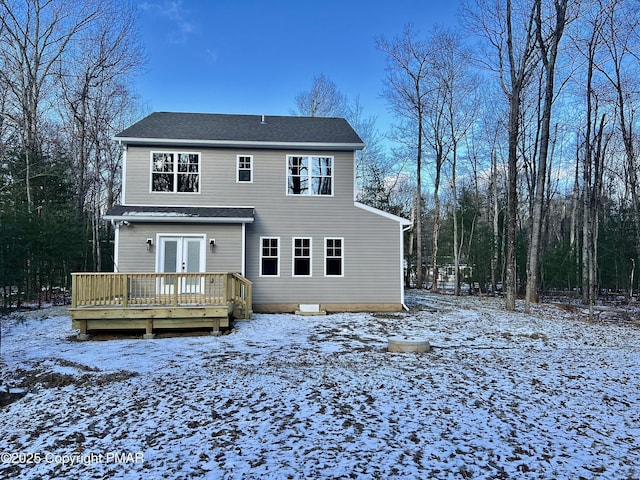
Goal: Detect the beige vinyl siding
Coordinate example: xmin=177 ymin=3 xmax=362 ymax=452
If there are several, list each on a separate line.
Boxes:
xmin=246 ymin=205 xmax=403 ymax=306
xmin=120 ymin=144 xmax=406 ymax=309
xmin=116 ymin=223 xmax=243 ymax=273
xmin=123 ymin=146 xmax=355 ymax=208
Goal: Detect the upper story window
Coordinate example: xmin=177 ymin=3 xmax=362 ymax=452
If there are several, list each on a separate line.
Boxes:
xmin=237 ymin=155 xmax=252 ymax=183
xmin=287 ymin=155 xmax=333 ymax=196
xmin=151 ymin=152 xmax=200 ymax=193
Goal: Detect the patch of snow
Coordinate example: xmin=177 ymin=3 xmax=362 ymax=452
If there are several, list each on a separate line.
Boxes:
xmin=0 ymin=293 xmax=639 ymax=479
xmin=124 ymin=211 xmax=195 ymax=217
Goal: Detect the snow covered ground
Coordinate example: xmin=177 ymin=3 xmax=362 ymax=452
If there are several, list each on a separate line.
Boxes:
xmin=0 ymin=292 xmax=639 ymax=479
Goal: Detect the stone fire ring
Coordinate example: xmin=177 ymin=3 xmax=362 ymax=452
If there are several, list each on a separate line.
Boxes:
xmin=387 ymin=336 xmax=432 ymax=353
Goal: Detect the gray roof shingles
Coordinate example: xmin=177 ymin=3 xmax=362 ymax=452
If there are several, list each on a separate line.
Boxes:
xmin=115 ymin=112 xmax=364 ymax=147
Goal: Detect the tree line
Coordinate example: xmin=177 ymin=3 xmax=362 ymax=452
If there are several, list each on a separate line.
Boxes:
xmin=0 ymin=0 xmax=144 ymax=309
xmin=1 ymin=0 xmax=639 ymax=314
xmin=370 ymin=0 xmax=640 ymax=314
xmin=296 ymin=0 xmax=640 ymax=313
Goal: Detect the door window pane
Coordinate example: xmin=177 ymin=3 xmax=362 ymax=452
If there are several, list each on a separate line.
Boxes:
xmin=186 ymin=239 xmax=201 ymax=272
xmin=163 ymin=240 xmax=178 ymax=273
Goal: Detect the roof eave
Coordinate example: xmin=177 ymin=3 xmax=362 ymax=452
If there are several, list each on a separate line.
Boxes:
xmin=354 ymin=202 xmax=411 ymax=226
xmin=114 ymin=136 xmax=365 ymax=151
xmin=104 ymin=214 xmax=254 ymax=224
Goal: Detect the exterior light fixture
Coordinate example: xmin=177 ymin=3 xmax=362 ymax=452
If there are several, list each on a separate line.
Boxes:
xmin=146 ymin=238 xmax=153 ymax=251
xmin=209 ymin=239 xmax=216 ymax=251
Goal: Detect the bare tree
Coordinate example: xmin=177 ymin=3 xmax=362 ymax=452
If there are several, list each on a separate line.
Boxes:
xmin=433 ymin=30 xmax=479 ymax=296
xmin=57 ymin=0 xmax=143 ymax=216
xmin=378 ymin=25 xmax=433 ymax=289
xmin=348 ymin=97 xmax=389 ymax=205
xmin=422 ymin=31 xmax=451 ymax=293
xmin=568 ymin=0 xmax=631 ymax=313
xmin=464 ymin=0 xmax=540 ymax=310
xmin=292 ymin=73 xmax=347 ymax=118
xmin=597 ymin=0 xmax=640 ymax=270
xmin=524 ymin=0 xmax=570 ymax=313
xmin=0 ymin=0 xmax=101 ymax=211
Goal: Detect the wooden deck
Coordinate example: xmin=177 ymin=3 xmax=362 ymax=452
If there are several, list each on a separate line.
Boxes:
xmin=70 ymin=272 xmax=252 ymax=338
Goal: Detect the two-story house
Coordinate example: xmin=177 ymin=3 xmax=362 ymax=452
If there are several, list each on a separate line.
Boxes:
xmin=71 ymin=112 xmax=409 ymax=336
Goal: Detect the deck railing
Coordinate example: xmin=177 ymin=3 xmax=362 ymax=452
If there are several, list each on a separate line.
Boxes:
xmin=71 ymin=272 xmax=252 ymax=318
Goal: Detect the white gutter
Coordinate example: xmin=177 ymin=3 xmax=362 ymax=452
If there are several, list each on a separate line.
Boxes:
xmin=115 ymin=137 xmax=365 ymax=151
xmin=402 ymin=221 xmax=412 ymax=310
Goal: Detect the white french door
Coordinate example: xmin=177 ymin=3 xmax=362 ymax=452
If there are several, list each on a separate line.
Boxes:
xmin=157 ymin=235 xmax=205 ymax=293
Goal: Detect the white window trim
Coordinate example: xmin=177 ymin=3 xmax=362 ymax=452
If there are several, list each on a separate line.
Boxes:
xmin=149 ymin=150 xmax=201 ymax=194
xmin=324 ymin=237 xmax=344 ymax=277
xmin=285 ymin=155 xmax=334 ymax=197
xmin=292 ymin=237 xmax=312 ymax=277
xmin=237 ymin=154 xmax=253 ymax=183
xmin=259 ymin=236 xmax=280 ymax=277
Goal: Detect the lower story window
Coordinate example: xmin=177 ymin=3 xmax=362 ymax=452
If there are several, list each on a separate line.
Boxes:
xmin=261 ymin=237 xmax=279 ymax=276
xmin=325 ymin=238 xmax=343 ymax=276
xmin=293 ymin=238 xmax=311 ymax=276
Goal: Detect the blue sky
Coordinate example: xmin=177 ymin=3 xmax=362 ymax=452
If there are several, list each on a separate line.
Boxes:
xmin=136 ymin=1 xmax=460 ymax=129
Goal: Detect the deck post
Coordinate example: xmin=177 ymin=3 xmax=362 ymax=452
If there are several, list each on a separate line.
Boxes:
xmin=173 ymin=279 xmax=179 ymax=306
xmin=71 ymin=274 xmax=78 ymax=308
xmin=77 ymin=319 xmax=90 ymax=341
xmin=211 ymin=317 xmax=220 ymax=336
xmin=122 ymin=275 xmax=129 ymax=308
xmin=143 ymin=318 xmax=156 ymax=339
xmin=243 ymin=282 xmax=252 ymax=319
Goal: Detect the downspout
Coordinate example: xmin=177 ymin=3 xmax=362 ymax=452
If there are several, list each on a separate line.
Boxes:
xmin=113 ymin=140 xmax=124 ymax=272
xmin=402 ymin=224 xmax=412 ymax=311
xmin=241 ymin=222 xmax=246 ymax=277
xmin=120 ymin=141 xmax=127 ymax=205
xmin=113 ymin=220 xmax=120 ymax=272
